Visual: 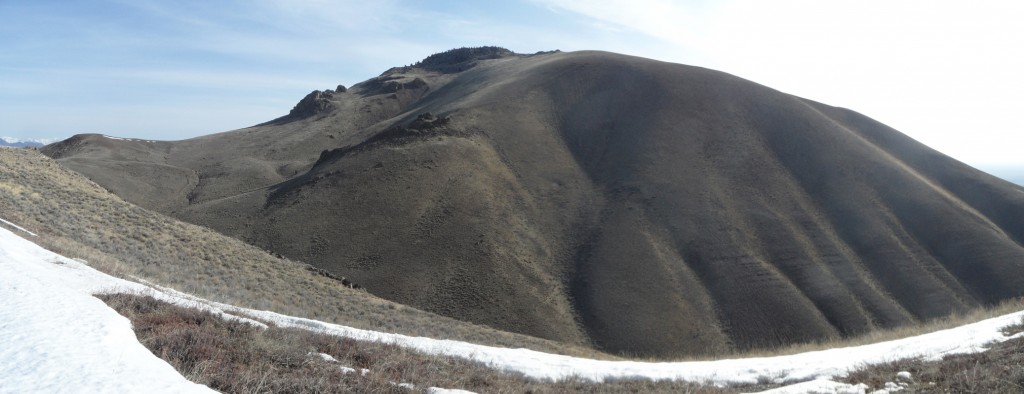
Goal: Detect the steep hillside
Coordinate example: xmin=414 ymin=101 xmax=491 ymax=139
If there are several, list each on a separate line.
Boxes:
xmin=0 ymin=147 xmax=602 ymax=358
xmin=42 ymin=48 xmax=1024 ymax=358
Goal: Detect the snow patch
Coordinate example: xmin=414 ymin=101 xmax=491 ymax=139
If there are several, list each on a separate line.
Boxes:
xmin=426 ymin=388 xmax=478 ymax=394
xmin=860 ymin=371 xmax=913 ymax=394
xmin=130 ymin=279 xmax=268 ymax=329
xmin=0 ymin=217 xmax=36 ymax=237
xmin=309 ymin=352 xmax=337 ymax=363
xmin=746 ymin=378 xmax=868 ymax=393
xmin=228 ymin=303 xmax=1024 ymax=385
xmin=101 ymin=135 xmax=156 ymax=143
xmin=869 ymin=382 xmax=906 ymax=394
xmin=0 ymin=227 xmax=213 ymax=393
xmin=337 ymin=366 xmax=370 ymax=375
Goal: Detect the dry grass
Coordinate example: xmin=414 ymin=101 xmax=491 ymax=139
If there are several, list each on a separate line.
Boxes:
xmin=705 ymin=298 xmax=1024 ymax=361
xmin=842 ymin=316 xmax=1024 ymax=393
xmin=100 ymin=292 xmax=740 ymax=394
xmin=100 ymin=291 xmax=1024 ymax=393
xmin=0 ymin=147 xmax=607 ymax=359
xmin=8 ymin=145 xmax=1024 ymax=392
xmin=4 ymin=146 xmax=1022 ymax=358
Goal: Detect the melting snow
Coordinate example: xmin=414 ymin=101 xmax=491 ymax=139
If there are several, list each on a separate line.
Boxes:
xmin=2 ymin=221 xmax=1023 ymax=393
xmin=746 ymin=379 xmax=867 ymax=394
xmin=337 ymin=366 xmax=370 ymax=376
xmin=100 ymin=135 xmax=157 ymax=143
xmin=427 ymin=388 xmax=478 ymax=394
xmin=0 ymin=218 xmax=37 ymax=237
xmin=0 ymin=225 xmax=212 ymax=393
xmin=311 ymin=352 xmax=338 ymax=363
xmin=222 ymin=297 xmax=1024 ymax=386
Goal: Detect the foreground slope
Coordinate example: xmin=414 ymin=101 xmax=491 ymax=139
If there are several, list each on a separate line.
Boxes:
xmin=4 ymin=223 xmax=1024 ymax=393
xmin=43 ymin=48 xmax=1024 ymax=357
xmin=0 ymin=226 xmax=214 ymax=393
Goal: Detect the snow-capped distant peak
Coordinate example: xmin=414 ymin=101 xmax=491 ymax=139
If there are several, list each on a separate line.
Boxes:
xmin=0 ymin=136 xmax=63 ymax=147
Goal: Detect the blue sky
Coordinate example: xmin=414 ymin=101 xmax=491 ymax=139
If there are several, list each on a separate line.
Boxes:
xmin=2 ymin=0 xmax=1023 ymax=167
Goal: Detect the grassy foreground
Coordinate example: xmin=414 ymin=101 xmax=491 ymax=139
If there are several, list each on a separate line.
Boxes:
xmin=99 ymin=293 xmax=735 ymax=394
xmin=842 ymin=319 xmax=1024 ymax=393
xmin=101 ymin=292 xmax=1024 ymax=393
xmin=102 ymin=292 xmax=1024 ymax=393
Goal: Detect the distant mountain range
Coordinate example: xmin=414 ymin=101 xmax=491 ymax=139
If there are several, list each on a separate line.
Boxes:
xmin=41 ymin=47 xmax=1024 ymax=358
xmin=1 ymin=137 xmax=62 ymax=148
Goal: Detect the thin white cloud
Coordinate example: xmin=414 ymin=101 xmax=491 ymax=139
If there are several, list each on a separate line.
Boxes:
xmin=5 ymin=0 xmax=1023 ymax=166
xmin=532 ymin=0 xmax=709 ymax=48
xmin=3 ymin=66 xmax=331 ymax=92
xmin=531 ymin=0 xmax=1024 ymax=166
xmin=92 ymin=0 xmax=486 ymax=79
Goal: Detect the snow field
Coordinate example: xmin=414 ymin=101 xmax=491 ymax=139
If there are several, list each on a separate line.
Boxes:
xmin=0 ymin=226 xmax=212 ymax=393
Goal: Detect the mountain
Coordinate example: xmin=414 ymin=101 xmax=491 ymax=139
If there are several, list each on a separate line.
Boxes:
xmin=0 ymin=147 xmax=596 ymax=358
xmin=1 ymin=136 xmax=58 ymax=148
xmin=42 ymin=47 xmax=1024 ymax=358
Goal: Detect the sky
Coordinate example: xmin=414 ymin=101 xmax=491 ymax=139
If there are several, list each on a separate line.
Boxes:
xmin=1 ymin=0 xmax=1022 ymax=167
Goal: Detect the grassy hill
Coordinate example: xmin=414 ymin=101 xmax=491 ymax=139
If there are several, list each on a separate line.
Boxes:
xmin=0 ymin=146 xmax=605 ymax=358
xmin=41 ymin=48 xmax=1024 ymax=358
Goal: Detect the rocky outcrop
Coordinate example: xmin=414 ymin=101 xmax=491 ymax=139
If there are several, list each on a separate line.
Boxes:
xmin=408 ymin=112 xmax=449 ymax=130
xmin=415 ymin=46 xmax=515 ymax=73
xmin=309 ymin=112 xmax=457 ymax=169
xmin=356 ymin=76 xmax=429 ymax=97
xmin=288 ymin=90 xmax=336 ymax=119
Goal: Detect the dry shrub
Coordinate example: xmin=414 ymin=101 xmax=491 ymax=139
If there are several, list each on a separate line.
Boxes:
xmin=843 ymin=317 xmax=1024 ymax=393
xmin=100 ymin=293 xmax=738 ymax=394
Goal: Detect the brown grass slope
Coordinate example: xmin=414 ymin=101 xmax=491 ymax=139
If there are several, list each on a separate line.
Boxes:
xmin=0 ymin=147 xmax=604 ymax=358
xmin=100 ymin=292 xmax=736 ymax=394
xmin=42 ymin=48 xmax=1024 ymax=358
